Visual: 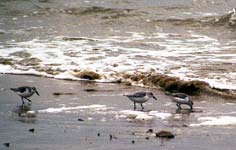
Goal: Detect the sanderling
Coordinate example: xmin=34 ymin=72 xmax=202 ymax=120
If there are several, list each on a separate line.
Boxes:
xmin=11 ymin=86 xmax=40 ymax=105
xmin=124 ymin=91 xmax=157 ymax=110
xmin=166 ymin=93 xmax=193 ymax=110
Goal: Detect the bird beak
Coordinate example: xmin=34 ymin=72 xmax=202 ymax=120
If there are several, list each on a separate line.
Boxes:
xmin=153 ymin=96 xmax=157 ymax=100
xmin=35 ymin=90 xmax=40 ymax=96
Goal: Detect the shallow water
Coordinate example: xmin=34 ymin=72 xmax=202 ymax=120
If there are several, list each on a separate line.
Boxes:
xmin=0 ymin=0 xmax=236 ymax=90
xmin=1 ymin=75 xmax=236 ymax=149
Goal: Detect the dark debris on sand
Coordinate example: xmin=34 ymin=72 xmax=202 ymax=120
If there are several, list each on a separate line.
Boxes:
xmin=29 ymin=128 xmax=35 ymax=133
xmin=155 ymin=131 xmax=175 ymax=139
xmin=53 ymin=92 xmax=75 ymax=96
xmin=77 ymin=118 xmax=85 ymax=121
xmin=3 ymin=143 xmax=10 ymax=147
xmin=109 ymin=134 xmax=113 ymax=141
xmin=83 ymin=89 xmax=98 ymax=92
xmin=146 ymin=129 xmax=154 ymax=133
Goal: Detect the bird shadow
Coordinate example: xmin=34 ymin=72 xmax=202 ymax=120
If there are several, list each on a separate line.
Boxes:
xmin=140 ymin=109 xmax=152 ymax=112
xmin=175 ymin=108 xmax=203 ymax=114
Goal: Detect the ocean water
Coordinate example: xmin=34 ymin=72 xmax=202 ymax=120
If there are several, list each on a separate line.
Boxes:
xmin=0 ymin=0 xmax=236 ymax=89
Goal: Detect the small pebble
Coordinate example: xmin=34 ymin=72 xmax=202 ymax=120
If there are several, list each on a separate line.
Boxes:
xmin=3 ymin=143 xmax=10 ymax=147
xmin=109 ymin=134 xmax=112 ymax=140
xmin=146 ymin=129 xmax=153 ymax=133
xmin=53 ymin=92 xmax=61 ymax=96
xmin=84 ymin=89 xmax=97 ymax=92
xmin=29 ymin=128 xmax=35 ymax=133
xmin=53 ymin=92 xmax=74 ymax=96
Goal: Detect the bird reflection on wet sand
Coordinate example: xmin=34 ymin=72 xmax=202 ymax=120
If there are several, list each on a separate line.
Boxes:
xmin=176 ymin=108 xmax=193 ymax=114
xmin=13 ymin=105 xmax=37 ymax=123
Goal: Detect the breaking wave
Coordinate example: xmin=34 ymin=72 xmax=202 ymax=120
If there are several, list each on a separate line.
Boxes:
xmin=0 ymin=30 xmax=236 ymax=96
xmin=154 ymin=8 xmax=236 ymax=29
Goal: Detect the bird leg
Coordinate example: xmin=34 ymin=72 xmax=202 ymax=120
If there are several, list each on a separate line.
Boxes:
xmin=140 ymin=103 xmax=144 ymax=110
xmin=189 ymin=104 xmax=193 ymax=110
xmin=176 ymin=103 xmax=179 ymax=109
xmin=133 ymin=102 xmax=136 ymax=110
xmin=176 ymin=103 xmax=181 ymax=110
xmin=25 ymin=98 xmax=32 ymax=102
xmin=179 ymin=104 xmax=182 ymax=109
xmin=21 ymin=97 xmax=25 ymax=105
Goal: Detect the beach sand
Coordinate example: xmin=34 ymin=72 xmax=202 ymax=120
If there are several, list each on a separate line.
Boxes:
xmin=1 ymin=74 xmax=236 ymax=150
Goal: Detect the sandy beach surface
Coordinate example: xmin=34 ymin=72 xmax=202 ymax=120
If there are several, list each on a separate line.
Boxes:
xmin=0 ymin=74 xmax=236 ymax=150
xmin=1 ymin=0 xmax=236 ymax=149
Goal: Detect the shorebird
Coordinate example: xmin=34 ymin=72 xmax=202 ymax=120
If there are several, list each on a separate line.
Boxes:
xmin=11 ymin=86 xmax=40 ymax=105
xmin=166 ymin=93 xmax=193 ymax=110
xmin=124 ymin=91 xmax=157 ymax=110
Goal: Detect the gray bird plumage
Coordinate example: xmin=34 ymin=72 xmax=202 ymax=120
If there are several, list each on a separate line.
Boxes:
xmin=11 ymin=86 xmax=40 ymax=105
xmin=124 ymin=91 xmax=157 ymax=110
xmin=166 ymin=93 xmax=193 ymax=110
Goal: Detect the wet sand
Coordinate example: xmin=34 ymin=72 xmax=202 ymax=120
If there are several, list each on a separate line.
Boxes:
xmin=0 ymin=74 xmax=236 ymax=150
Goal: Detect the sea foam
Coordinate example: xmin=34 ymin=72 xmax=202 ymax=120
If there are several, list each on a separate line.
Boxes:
xmin=38 ymin=104 xmax=109 ymax=113
xmin=1 ymin=32 xmax=236 ymax=89
xmin=190 ymin=116 xmax=236 ymax=126
xmin=118 ymin=110 xmax=171 ymax=122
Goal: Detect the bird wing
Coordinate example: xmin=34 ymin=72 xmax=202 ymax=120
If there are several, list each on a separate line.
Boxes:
xmin=171 ymin=93 xmax=188 ymax=99
xmin=16 ymin=86 xmax=28 ymax=93
xmin=127 ymin=92 xmax=146 ymax=98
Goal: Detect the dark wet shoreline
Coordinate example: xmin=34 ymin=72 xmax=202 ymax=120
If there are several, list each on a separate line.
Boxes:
xmin=1 ymin=74 xmax=236 ymax=150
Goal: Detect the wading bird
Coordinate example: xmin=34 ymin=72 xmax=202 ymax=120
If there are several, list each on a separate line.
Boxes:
xmin=11 ymin=86 xmax=40 ymax=105
xmin=124 ymin=91 xmax=157 ymax=110
xmin=166 ymin=93 xmax=193 ymax=110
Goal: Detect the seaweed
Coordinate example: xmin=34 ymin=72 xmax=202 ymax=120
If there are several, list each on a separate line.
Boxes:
xmin=122 ymin=72 xmax=236 ymax=98
xmin=0 ymin=58 xmax=13 ymax=65
xmin=18 ymin=57 xmax=42 ymax=66
xmin=73 ymin=70 xmax=101 ymax=80
xmin=9 ymin=51 xmax=31 ymax=58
